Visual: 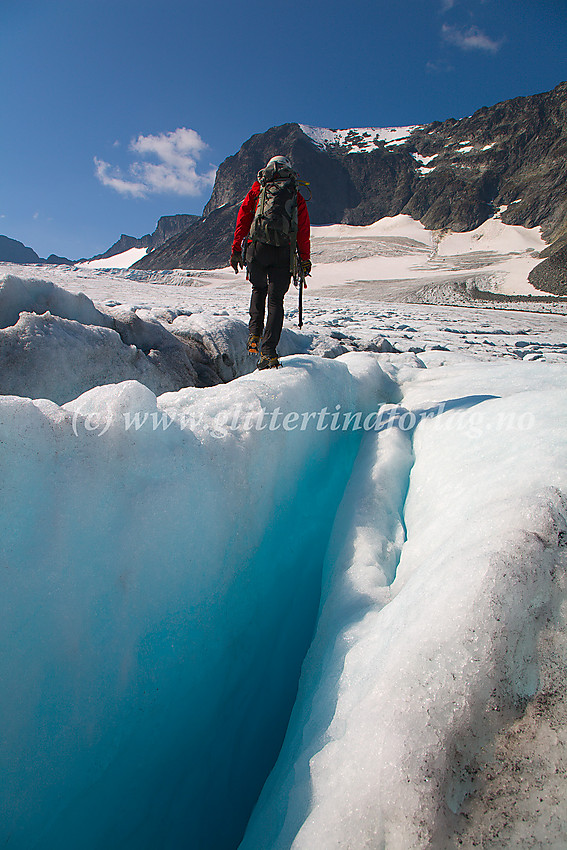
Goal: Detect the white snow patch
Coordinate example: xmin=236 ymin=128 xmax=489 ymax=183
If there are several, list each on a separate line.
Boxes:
xmin=412 ymin=153 xmax=438 ymax=166
xmin=80 ymin=247 xmax=148 ymax=269
xmin=300 ymin=124 xmax=420 ymax=153
xmin=312 ymin=214 xmax=434 ymax=245
xmin=417 ymin=165 xmax=437 ymax=176
xmin=436 ymin=218 xmax=545 ymax=257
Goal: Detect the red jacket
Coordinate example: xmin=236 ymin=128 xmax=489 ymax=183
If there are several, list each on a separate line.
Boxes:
xmin=232 ymin=180 xmax=311 ymax=260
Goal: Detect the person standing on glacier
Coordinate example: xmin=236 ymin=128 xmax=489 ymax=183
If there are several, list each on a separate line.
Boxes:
xmin=230 ymin=155 xmax=311 ymax=370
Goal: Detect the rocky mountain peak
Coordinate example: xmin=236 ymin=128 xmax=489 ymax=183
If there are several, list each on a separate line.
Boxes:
xmin=88 ymin=214 xmax=200 ymax=262
xmin=134 ymin=81 xmax=567 ymax=273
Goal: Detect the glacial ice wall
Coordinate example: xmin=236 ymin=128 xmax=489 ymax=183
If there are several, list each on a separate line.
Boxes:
xmin=241 ymin=361 xmax=567 ymax=848
xmin=1 ymin=351 xmax=566 ymax=849
xmin=0 ymin=275 xmax=357 ymax=405
xmin=0 ymin=354 xmax=395 ymax=849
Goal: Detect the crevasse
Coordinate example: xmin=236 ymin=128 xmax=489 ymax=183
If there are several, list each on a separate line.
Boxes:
xmin=0 ymin=354 xmax=397 ymax=850
xmin=1 ymin=354 xmax=566 ymax=850
xmin=240 ymin=361 xmax=567 ymax=849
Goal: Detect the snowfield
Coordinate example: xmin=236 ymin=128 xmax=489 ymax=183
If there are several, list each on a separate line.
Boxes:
xmin=81 ymin=246 xmax=149 ymax=269
xmin=1 ymin=232 xmax=566 ymax=850
xmin=307 ymin=215 xmax=548 ymax=300
xmin=76 ymin=214 xmax=550 ymax=302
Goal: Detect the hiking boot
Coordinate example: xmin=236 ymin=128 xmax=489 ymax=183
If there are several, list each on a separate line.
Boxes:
xmin=257 ymin=353 xmax=280 ymax=370
xmin=247 ymin=334 xmax=261 ymax=355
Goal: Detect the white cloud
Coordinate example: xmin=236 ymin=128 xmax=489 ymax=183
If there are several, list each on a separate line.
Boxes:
xmin=426 ymin=59 xmax=454 ymax=73
xmin=94 ymin=158 xmax=148 ymax=198
xmin=440 ymin=0 xmax=492 ymax=11
xmin=94 ymin=128 xmax=217 ymax=198
xmin=442 ymin=23 xmax=504 ymax=52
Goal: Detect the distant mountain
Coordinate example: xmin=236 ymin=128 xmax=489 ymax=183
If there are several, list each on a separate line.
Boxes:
xmin=1 ymin=215 xmax=199 ymax=269
xmin=44 ymin=254 xmax=73 ymax=266
xmin=0 ymin=235 xmax=73 ymax=266
xmin=0 ymin=235 xmax=41 ymax=264
xmin=89 ymin=214 xmax=199 ymax=261
xmin=133 ymin=81 xmax=567 ymax=291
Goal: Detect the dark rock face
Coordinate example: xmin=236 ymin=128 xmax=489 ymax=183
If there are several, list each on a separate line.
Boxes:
xmin=44 ymin=254 xmax=73 ymax=265
xmin=202 ymin=123 xmax=364 ymax=225
xmin=529 ymin=242 xmax=567 ymax=295
xmin=135 ymin=206 xmax=241 ymax=270
xmin=134 ymin=81 xmax=567 ymax=271
xmin=0 ymin=236 xmax=40 ymax=264
xmin=406 ymin=82 xmax=567 ymax=238
xmin=150 ymin=215 xmax=199 ymax=247
xmin=90 ymin=214 xmax=199 ymax=261
xmin=93 ymin=234 xmax=142 ymax=259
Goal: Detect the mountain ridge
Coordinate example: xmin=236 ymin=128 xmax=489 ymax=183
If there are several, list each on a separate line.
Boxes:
xmin=85 ymin=214 xmax=199 ymax=262
xmin=0 ymin=215 xmax=200 ymax=268
xmin=0 ymin=235 xmax=73 ymax=266
xmin=133 ymin=81 xmax=567 ymax=287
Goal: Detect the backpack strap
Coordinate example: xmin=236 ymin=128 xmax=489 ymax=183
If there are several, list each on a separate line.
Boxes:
xmin=298 ymin=180 xmax=312 ymax=202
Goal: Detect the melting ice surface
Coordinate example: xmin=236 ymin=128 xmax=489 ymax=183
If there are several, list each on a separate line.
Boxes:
xmin=1 ymin=332 xmax=567 ymax=843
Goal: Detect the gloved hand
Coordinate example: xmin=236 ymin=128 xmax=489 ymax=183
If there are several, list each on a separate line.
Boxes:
xmin=230 ymin=252 xmax=243 ymax=274
xmin=301 ymin=259 xmax=312 ymax=276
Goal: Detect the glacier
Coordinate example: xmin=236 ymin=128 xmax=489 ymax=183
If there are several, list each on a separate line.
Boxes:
xmin=0 ymin=275 xmax=358 ymax=403
xmin=1 ymin=343 xmax=566 ymax=849
xmin=240 ymin=360 xmax=567 ymax=849
xmin=0 ymin=353 xmax=394 ymax=849
xmin=1 ymin=258 xmax=567 ymax=849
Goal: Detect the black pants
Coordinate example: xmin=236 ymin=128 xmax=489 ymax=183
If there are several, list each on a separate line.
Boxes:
xmin=248 ymin=242 xmax=291 ymax=356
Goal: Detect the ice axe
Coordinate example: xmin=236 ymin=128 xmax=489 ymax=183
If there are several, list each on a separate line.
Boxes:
xmin=293 ymin=247 xmax=307 ymax=329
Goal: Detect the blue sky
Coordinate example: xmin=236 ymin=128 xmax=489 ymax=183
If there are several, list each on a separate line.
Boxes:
xmin=1 ymin=0 xmax=565 ymax=259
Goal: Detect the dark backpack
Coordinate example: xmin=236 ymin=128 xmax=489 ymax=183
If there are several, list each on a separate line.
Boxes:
xmin=249 ymin=159 xmax=298 ymax=248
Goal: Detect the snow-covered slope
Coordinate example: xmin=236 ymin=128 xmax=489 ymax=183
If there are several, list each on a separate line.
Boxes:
xmin=308 ymin=214 xmax=547 ymax=299
xmin=312 ymin=214 xmax=435 ymax=243
xmin=80 ymin=246 xmax=149 ymax=269
xmin=72 ymin=210 xmax=549 ymax=298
